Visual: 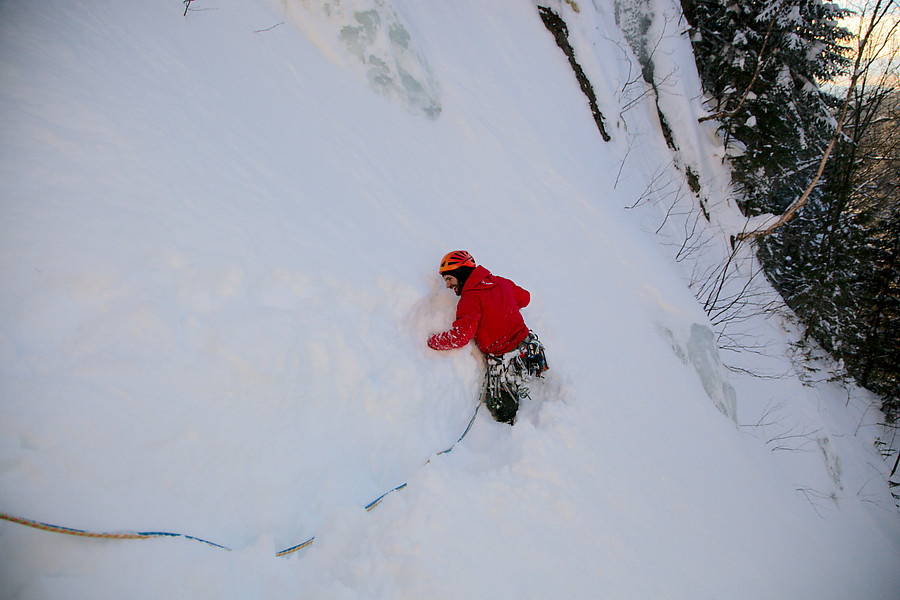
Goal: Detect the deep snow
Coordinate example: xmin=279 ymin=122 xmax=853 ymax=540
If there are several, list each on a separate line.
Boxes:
xmin=1 ymin=0 xmax=898 ymax=598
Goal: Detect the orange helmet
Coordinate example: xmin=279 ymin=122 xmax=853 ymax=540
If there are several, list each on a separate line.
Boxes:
xmin=439 ymin=250 xmax=475 ymax=273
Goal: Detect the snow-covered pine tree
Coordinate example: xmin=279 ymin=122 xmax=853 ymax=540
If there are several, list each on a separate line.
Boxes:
xmin=857 ymin=206 xmax=900 ymax=418
xmin=682 ymin=0 xmax=900 ymax=420
xmin=762 ymin=64 xmax=900 ymax=419
xmin=682 ymin=0 xmax=852 ymax=215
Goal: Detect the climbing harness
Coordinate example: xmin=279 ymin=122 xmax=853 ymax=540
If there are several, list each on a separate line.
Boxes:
xmin=0 ymin=399 xmax=484 ymax=559
xmin=484 ymin=331 xmax=549 ymax=424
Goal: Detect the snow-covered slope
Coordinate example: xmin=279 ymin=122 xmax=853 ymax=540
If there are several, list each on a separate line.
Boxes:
xmin=1 ymin=1 xmax=898 ymax=598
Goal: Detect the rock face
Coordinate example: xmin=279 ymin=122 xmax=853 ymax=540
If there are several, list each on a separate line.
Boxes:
xmin=283 ymin=0 xmax=442 ymax=120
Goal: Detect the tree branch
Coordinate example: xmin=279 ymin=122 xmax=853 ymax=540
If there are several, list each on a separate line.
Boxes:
xmin=735 ymin=0 xmax=891 ymax=244
xmin=699 ymin=15 xmax=778 ymax=124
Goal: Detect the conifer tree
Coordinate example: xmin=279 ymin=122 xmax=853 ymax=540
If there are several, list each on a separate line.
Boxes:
xmin=683 ymin=0 xmax=900 ymax=419
xmin=682 ymin=0 xmax=852 ymax=214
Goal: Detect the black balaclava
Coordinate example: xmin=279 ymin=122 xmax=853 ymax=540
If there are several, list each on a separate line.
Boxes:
xmin=444 ymin=265 xmax=475 ymax=295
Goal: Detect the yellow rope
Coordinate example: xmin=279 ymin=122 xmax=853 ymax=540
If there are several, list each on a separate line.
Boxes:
xmin=0 ymin=513 xmax=150 ymax=540
xmin=1 ymin=400 xmax=483 ymax=557
xmin=275 ymin=536 xmax=315 ymax=557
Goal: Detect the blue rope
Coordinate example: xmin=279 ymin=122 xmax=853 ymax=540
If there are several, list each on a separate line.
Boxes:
xmin=275 ymin=535 xmax=315 ymax=557
xmin=364 ymin=483 xmax=409 ymax=512
xmin=277 ymin=398 xmax=482 ymax=556
xmin=0 ymin=513 xmax=231 ymax=550
xmin=437 ymin=402 xmax=481 ymax=456
xmin=137 ymin=531 xmax=232 ymax=550
xmin=2 ymin=401 xmax=482 ymax=558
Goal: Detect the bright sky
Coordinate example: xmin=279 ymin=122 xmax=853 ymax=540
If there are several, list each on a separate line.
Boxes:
xmin=824 ymin=0 xmax=900 ymax=90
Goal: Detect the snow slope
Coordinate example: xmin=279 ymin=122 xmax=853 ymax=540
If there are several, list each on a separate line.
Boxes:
xmin=1 ymin=0 xmax=898 ymax=598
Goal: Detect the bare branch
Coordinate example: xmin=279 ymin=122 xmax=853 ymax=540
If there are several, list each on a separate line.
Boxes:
xmin=735 ymin=0 xmax=894 ymax=243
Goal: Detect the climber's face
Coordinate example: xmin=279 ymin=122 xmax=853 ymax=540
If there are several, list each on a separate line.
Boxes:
xmin=443 ymin=274 xmax=461 ymax=296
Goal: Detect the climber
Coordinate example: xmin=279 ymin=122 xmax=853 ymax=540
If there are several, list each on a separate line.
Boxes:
xmin=428 ymin=250 xmax=548 ymax=424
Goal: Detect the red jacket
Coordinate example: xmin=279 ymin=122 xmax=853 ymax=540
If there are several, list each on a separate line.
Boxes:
xmin=428 ymin=265 xmax=531 ymax=355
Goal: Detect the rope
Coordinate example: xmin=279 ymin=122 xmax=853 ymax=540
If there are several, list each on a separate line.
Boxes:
xmin=1 ymin=399 xmax=483 ymax=558
xmin=274 ymin=535 xmax=315 ymax=557
xmin=364 ymin=483 xmax=409 ymax=512
xmin=277 ymin=394 xmax=484 ymax=556
xmin=0 ymin=513 xmax=230 ymax=550
xmin=436 ymin=400 xmax=482 ymax=457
